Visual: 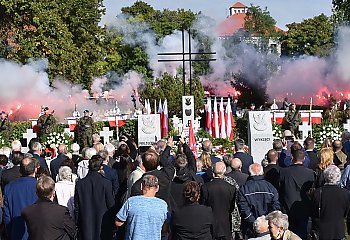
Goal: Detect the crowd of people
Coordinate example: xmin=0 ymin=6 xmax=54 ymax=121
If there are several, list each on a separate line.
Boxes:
xmin=1 ymin=119 xmax=350 ymax=239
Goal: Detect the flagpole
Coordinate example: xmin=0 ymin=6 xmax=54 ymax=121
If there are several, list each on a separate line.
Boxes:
xmin=310 ymin=97 xmax=313 ymax=138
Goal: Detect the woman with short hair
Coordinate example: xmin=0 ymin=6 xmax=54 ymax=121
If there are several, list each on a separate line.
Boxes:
xmin=311 ymin=165 xmax=350 ymax=240
xmin=266 ymin=211 xmax=301 ymax=240
xmin=171 ymin=181 xmax=213 ymax=240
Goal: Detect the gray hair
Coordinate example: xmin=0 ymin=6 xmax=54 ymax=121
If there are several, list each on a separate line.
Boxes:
xmin=234 ymin=138 xmax=245 ymax=151
xmin=272 ymin=139 xmax=283 ymax=151
xmin=11 ymin=140 xmax=22 ymax=151
xmin=98 ymin=150 xmax=109 ymax=161
xmin=71 ymin=143 xmax=80 ymax=153
xmin=32 ymin=142 xmax=42 ymax=152
xmin=253 ymin=216 xmax=268 ymax=234
xmin=266 ymin=211 xmax=289 ymax=230
xmin=213 ymin=161 xmax=226 ymax=178
xmin=342 ymin=131 xmax=350 ymax=141
xmin=1 ymin=147 xmax=11 ymax=158
xmin=104 ymin=143 xmax=115 ymax=155
xmin=58 ymin=166 xmax=72 ymax=181
xmin=84 ymin=148 xmax=97 ymax=160
xmin=249 ymin=163 xmax=264 ymax=176
xmin=142 ymin=175 xmax=159 ymax=188
xmin=324 ymin=165 xmax=341 ymax=185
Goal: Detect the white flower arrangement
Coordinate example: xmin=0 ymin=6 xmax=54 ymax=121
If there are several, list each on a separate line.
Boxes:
xmin=314 ymin=122 xmax=343 ymax=148
xmin=44 ymin=132 xmax=72 ymax=148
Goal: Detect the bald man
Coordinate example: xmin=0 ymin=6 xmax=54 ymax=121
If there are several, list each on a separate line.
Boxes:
xmin=201 ymin=162 xmax=236 ymax=240
xmin=226 ymin=157 xmax=248 ymax=187
xmin=238 ymin=163 xmax=280 ymax=238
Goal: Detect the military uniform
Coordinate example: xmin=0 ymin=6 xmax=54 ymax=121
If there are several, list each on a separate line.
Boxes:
xmin=0 ymin=116 xmax=11 ymax=141
xmin=37 ymin=113 xmax=56 ymax=139
xmin=284 ymin=109 xmax=301 ymax=135
xmin=78 ymin=115 xmax=94 ymax=148
xmin=324 ymin=108 xmax=340 ymax=124
xmin=342 ymin=108 xmax=350 ymax=123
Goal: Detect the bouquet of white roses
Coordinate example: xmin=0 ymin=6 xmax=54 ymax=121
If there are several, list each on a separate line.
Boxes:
xmin=44 ymin=132 xmax=72 ymax=148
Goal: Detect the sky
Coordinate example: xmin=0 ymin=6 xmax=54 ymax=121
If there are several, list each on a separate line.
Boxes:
xmin=101 ymin=0 xmax=333 ymax=29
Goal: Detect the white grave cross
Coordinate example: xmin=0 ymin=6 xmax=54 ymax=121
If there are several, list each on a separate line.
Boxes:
xmin=344 ymin=119 xmax=350 ymax=132
xmin=100 ymin=127 xmax=114 ymax=145
xmin=23 ymin=129 xmax=37 ymax=147
xmin=298 ymin=122 xmax=312 ymax=141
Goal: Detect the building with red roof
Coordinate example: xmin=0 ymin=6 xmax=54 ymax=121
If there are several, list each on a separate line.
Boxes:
xmin=216 ymin=2 xmax=282 ymax=55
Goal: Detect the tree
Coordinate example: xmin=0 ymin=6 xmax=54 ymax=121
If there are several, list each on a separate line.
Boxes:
xmin=332 ymin=0 xmax=350 ymax=23
xmin=0 ymin=0 xmax=105 ymax=87
xmin=282 ymin=14 xmax=334 ymax=57
xmin=244 ymin=5 xmax=281 ymax=52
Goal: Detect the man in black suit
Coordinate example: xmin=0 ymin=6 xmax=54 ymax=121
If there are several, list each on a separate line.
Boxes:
xmin=50 ymin=144 xmax=68 ymax=181
xmin=31 ymin=142 xmax=49 ymax=171
xmin=22 ymin=175 xmax=76 ymax=240
xmin=1 ymin=151 xmax=23 ymax=191
xmin=226 ymin=158 xmax=248 ymax=187
xmin=201 ymin=161 xmax=236 ymax=240
xmin=233 ymin=138 xmax=253 ymax=174
xmin=202 ymin=140 xmax=220 ymax=165
xmin=279 ymin=149 xmax=314 ymax=239
xmin=304 ymin=137 xmax=319 ymax=171
xmin=263 ymin=149 xmax=280 ymax=190
xmin=75 ymin=155 xmax=115 ymax=240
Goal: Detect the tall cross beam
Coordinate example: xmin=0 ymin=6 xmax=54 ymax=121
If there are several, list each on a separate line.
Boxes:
xmin=158 ymin=29 xmax=216 ymax=96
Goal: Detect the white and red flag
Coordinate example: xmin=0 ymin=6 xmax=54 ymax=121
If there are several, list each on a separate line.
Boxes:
xmin=225 ymin=97 xmax=235 ymax=140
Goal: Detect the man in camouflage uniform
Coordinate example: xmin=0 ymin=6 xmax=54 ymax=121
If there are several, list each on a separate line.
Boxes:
xmin=324 ymin=104 xmax=340 ymax=124
xmin=78 ymin=110 xmax=94 ymax=149
xmin=37 ymin=107 xmax=56 ymax=140
xmin=342 ymin=105 xmax=350 ymax=123
xmin=284 ymin=103 xmax=301 ymax=135
xmin=0 ymin=111 xmax=11 ymax=141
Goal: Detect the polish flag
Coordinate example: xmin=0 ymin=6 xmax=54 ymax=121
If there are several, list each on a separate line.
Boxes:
xmin=205 ymin=97 xmax=212 ymax=134
xmin=162 ymin=99 xmax=168 ymax=137
xmin=225 ymin=97 xmax=235 ymax=140
xmin=189 ymin=120 xmax=197 ymax=157
xmin=212 ymin=97 xmax=219 ymax=138
xmin=219 ymin=97 xmax=227 ymax=138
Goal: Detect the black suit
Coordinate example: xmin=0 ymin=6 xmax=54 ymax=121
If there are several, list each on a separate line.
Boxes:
xmin=306 ymin=150 xmax=319 ymax=171
xmin=311 ymin=185 xmax=350 ymax=239
xmin=50 ymin=154 xmax=67 ymax=181
xmin=233 ymin=152 xmax=253 ymax=174
xmin=263 ymin=164 xmax=280 ymax=190
xmin=225 ymin=170 xmax=248 ymax=187
xmin=279 ymin=164 xmax=314 ymax=239
xmin=33 ymin=154 xmax=49 ymax=171
xmin=75 ymin=171 xmax=115 ymax=240
xmin=1 ymin=165 xmax=21 ymax=191
xmin=22 ymin=199 xmax=76 ymax=240
xmin=201 ymin=178 xmax=236 ymax=239
xmin=172 ymin=203 xmax=214 ymax=240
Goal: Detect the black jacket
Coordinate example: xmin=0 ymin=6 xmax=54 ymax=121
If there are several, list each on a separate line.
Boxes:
xmin=311 ymin=185 xmax=350 ymax=239
xmin=263 ymin=164 xmax=280 ymax=190
xmin=1 ymin=166 xmax=21 ymax=192
xmin=226 ymin=170 xmax=248 ymax=187
xmin=75 ymin=171 xmax=115 ymax=240
xmin=33 ymin=154 xmax=49 ymax=171
xmin=279 ymin=164 xmax=314 ymax=220
xmin=201 ymin=178 xmax=236 ymax=238
xmin=238 ymin=175 xmax=280 ymax=223
xmin=22 ymin=199 xmax=76 ymax=240
xmin=305 ymin=150 xmax=319 ymax=171
xmin=233 ymin=152 xmax=254 ymax=174
xmin=50 ymin=153 xmax=67 ymax=181
xmin=172 ymin=203 xmax=213 ymax=240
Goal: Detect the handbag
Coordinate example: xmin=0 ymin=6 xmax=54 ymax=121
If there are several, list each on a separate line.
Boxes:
xmin=309 ymin=187 xmax=322 ymax=240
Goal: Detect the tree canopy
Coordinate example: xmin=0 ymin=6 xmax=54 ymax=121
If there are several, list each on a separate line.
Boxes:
xmin=332 ymin=0 xmax=350 ymax=23
xmin=282 ymin=14 xmax=334 ymax=57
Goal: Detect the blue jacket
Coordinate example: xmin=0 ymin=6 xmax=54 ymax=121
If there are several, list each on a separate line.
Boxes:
xmin=238 ymin=175 xmax=280 ymax=223
xmin=4 ymin=176 xmax=37 ymax=240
